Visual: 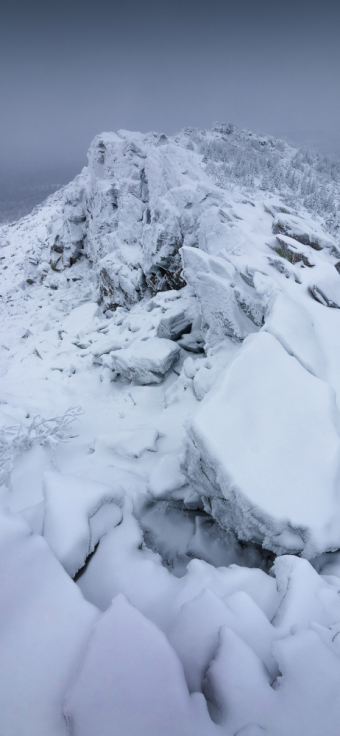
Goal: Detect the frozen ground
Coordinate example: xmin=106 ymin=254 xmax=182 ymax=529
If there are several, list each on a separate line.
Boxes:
xmin=2 ymin=124 xmax=340 ymax=734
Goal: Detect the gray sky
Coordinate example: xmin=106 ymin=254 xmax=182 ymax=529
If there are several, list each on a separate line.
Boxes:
xmin=1 ymin=0 xmax=340 ymax=179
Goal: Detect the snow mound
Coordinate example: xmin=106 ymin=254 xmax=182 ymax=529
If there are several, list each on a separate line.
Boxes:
xmin=64 ymin=593 xmax=215 ymax=736
xmin=0 ymin=509 xmax=97 ymax=736
xmin=99 ymin=426 xmax=159 ymax=457
xmin=183 ymin=331 xmax=340 ymax=557
xmin=43 ymin=472 xmax=123 ymax=577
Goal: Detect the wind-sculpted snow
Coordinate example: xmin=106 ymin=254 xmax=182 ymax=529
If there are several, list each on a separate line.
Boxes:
xmin=2 ymin=125 xmax=340 ymax=733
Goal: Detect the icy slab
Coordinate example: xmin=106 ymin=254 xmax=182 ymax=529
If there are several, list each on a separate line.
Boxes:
xmin=43 ymin=472 xmax=123 ymax=577
xmin=0 ymin=509 xmax=97 ymax=736
xmin=272 ymin=555 xmax=340 ymax=632
xmin=183 ymin=331 xmax=340 ymax=557
xmin=64 ymin=594 xmax=216 ymax=736
xmin=110 ymin=336 xmax=180 ymax=384
xmin=309 ymin=273 xmax=340 ymax=308
xmin=204 ymin=625 xmax=273 ymax=726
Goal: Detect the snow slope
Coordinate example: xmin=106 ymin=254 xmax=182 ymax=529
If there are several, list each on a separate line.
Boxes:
xmin=2 ymin=124 xmax=340 ymax=734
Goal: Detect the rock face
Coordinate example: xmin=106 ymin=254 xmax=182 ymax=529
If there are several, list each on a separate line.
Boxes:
xmin=46 ymin=127 xmax=339 ymax=313
xmin=49 ymin=130 xmax=235 ymax=310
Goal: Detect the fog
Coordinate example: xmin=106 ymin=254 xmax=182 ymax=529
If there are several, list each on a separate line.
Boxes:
xmin=1 ymin=0 xmax=340 ymax=182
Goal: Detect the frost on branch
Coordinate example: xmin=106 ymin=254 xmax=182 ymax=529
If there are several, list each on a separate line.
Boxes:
xmin=0 ymin=407 xmax=82 ymax=486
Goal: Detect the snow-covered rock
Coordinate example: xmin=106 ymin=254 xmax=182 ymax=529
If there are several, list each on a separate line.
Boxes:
xmin=309 ymin=273 xmax=340 ymax=308
xmin=148 ymin=453 xmax=187 ymax=498
xmin=272 ymin=212 xmax=337 ymax=252
xmin=110 ymin=336 xmax=180 ymax=383
xmin=182 ymin=246 xmax=266 ymax=346
xmin=65 ymin=594 xmax=215 ymax=736
xmin=263 ymin=291 xmax=325 ymax=377
xmin=183 ymin=331 xmax=340 ymax=557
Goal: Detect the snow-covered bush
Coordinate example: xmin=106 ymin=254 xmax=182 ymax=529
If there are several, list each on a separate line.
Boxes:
xmin=193 ymin=126 xmax=340 ymax=235
xmin=0 ymin=406 xmax=82 ymax=486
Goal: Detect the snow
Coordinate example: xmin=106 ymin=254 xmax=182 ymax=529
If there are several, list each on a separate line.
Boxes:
xmin=0 ymin=509 xmax=97 ymax=736
xmin=98 ymin=425 xmax=159 ymax=458
xmin=263 ymin=290 xmax=326 ymax=377
xmin=148 ymin=453 xmax=187 ymax=498
xmin=65 ymin=594 xmax=216 ymax=736
xmin=310 ymin=273 xmax=340 ymax=308
xmin=2 ymin=123 xmax=340 ymax=733
xmin=43 ymin=471 xmax=123 ymax=577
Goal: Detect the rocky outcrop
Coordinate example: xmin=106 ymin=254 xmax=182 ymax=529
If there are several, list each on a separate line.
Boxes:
xmin=309 ymin=274 xmax=340 ymax=308
xmin=49 ymin=130 xmax=231 ymax=309
xmin=272 ymin=213 xmax=337 ymax=252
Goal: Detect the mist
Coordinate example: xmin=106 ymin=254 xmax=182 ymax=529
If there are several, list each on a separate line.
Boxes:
xmin=1 ymin=0 xmax=340 ymax=181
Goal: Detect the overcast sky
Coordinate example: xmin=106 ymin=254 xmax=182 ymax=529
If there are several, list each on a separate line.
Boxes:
xmin=1 ymin=0 xmax=340 ymax=179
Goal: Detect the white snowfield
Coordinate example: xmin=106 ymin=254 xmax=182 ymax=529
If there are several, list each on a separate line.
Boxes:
xmin=2 ymin=123 xmax=340 ymax=734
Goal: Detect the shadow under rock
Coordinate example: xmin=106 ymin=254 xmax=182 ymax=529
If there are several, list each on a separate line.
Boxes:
xmin=137 ymin=500 xmax=275 ymax=578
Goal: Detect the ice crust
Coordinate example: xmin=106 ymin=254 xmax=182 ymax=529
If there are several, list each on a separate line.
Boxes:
xmin=2 ymin=124 xmax=340 ymax=733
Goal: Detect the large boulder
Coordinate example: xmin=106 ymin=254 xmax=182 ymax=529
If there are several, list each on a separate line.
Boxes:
xmin=183 ymin=331 xmax=340 ymax=557
xmin=110 ymin=337 xmax=180 ymax=384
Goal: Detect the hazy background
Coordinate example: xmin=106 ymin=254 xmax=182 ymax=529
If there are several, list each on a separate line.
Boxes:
xmin=1 ymin=0 xmax=340 ymax=220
